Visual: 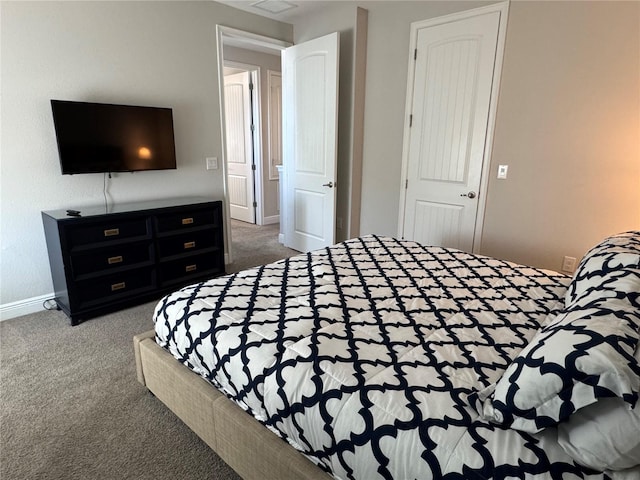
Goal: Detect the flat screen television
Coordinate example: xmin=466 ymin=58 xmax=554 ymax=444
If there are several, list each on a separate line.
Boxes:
xmin=51 ymin=100 xmax=177 ymax=174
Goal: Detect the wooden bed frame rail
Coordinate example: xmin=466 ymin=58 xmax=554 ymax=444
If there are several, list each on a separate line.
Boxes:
xmin=133 ymin=331 xmax=331 ymax=480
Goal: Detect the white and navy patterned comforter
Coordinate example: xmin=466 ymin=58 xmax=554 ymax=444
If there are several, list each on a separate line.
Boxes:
xmin=154 ymin=235 xmax=613 ymax=480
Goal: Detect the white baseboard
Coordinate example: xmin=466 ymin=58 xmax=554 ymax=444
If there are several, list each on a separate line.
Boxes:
xmin=0 ymin=293 xmax=52 ymax=321
xmin=263 ymin=215 xmax=280 ymax=226
xmin=278 ymin=233 xmax=285 ymax=245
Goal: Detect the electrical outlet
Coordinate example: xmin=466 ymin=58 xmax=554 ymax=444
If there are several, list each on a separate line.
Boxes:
xmin=206 ymin=157 xmax=218 ymax=170
xmin=561 ymin=256 xmax=577 ymax=273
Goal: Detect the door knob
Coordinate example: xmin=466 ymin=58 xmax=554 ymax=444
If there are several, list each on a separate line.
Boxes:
xmin=322 ymin=182 xmax=334 ymax=188
xmin=460 ymin=191 xmax=476 ymax=199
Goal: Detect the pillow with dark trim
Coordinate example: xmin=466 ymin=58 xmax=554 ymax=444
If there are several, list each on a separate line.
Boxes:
xmin=472 ymin=294 xmax=640 ymax=434
xmin=565 ymin=231 xmax=640 ymax=308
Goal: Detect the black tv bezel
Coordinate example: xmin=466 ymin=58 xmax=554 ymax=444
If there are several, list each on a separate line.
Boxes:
xmin=50 ymin=99 xmax=178 ymax=175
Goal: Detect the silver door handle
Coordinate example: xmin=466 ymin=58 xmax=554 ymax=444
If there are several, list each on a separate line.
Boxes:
xmin=460 ymin=191 xmax=476 ymax=199
xmin=322 ymin=182 xmax=334 ymax=188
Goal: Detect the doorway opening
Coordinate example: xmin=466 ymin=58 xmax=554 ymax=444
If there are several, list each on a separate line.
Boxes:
xmin=217 ymin=26 xmax=290 ymax=264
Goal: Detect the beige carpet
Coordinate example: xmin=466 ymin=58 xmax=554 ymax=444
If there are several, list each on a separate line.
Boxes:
xmin=0 ymin=221 xmax=298 ymax=480
xmin=227 ymin=220 xmax=298 ymax=273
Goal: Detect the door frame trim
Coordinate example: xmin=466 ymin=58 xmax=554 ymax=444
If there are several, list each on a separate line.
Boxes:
xmin=267 ymin=69 xmax=283 ymax=181
xmin=216 ymin=25 xmax=292 ymax=264
xmin=396 ymin=1 xmax=509 ymax=253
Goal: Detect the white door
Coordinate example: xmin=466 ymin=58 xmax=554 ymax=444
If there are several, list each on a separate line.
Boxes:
xmin=224 ymin=71 xmax=255 ymax=224
xmin=399 ymin=6 xmax=506 ymax=251
xmin=282 ymin=32 xmax=339 ymax=252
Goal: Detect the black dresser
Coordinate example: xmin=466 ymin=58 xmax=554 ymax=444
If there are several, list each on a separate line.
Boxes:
xmin=42 ymin=197 xmax=225 ymax=325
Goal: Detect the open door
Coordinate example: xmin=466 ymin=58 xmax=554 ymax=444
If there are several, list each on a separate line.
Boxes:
xmin=224 ymin=71 xmax=256 ymax=224
xmin=282 ymin=32 xmax=339 ymax=252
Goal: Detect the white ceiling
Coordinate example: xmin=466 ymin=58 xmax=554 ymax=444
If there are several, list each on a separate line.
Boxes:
xmin=216 ymin=0 xmax=336 ymax=23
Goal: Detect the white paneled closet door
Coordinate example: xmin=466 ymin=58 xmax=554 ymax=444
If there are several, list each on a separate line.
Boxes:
xmin=400 ymin=4 xmax=507 ymax=252
xmin=224 ymin=71 xmax=255 ymax=224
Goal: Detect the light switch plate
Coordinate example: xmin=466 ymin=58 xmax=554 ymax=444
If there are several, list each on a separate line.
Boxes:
xmin=206 ymin=157 xmax=218 ymax=170
xmin=497 ymin=165 xmax=508 ymax=179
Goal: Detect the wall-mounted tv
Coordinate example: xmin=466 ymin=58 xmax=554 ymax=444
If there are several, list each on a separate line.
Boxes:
xmin=51 ymin=100 xmax=177 ymax=174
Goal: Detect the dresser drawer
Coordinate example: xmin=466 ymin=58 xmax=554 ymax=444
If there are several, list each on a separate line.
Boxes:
xmin=70 ymin=242 xmax=154 ymax=279
xmin=66 ymin=218 xmax=151 ymax=248
xmin=156 ymin=229 xmax=217 ymax=258
xmin=74 ymin=267 xmax=156 ymax=308
xmin=155 ymin=207 xmax=221 ymax=233
xmin=159 ymin=252 xmax=223 ymax=286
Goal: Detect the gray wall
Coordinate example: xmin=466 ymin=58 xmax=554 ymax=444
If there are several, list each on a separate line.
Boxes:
xmin=481 ymin=0 xmax=640 ymax=268
xmin=0 ymin=1 xmax=292 ymax=308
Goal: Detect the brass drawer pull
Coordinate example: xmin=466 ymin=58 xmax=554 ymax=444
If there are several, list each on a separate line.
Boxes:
xmin=184 ymin=241 xmax=196 ymax=249
xmin=181 ymin=217 xmax=194 ymax=225
xmin=185 ymin=264 xmax=197 ymax=272
xmin=104 ymin=228 xmax=120 ymax=237
xmin=111 ymin=282 xmax=126 ymax=291
xmin=107 ymin=255 xmax=123 ymax=265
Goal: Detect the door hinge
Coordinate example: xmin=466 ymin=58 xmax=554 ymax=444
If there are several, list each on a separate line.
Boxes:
xmin=251 ymin=164 xmax=256 ymax=171
xmin=405 ymin=179 xmax=408 ymax=189
xmin=249 ymin=82 xmax=254 ymax=91
xmin=253 ymin=201 xmax=257 ymax=208
xmin=250 ymin=124 xmax=255 ymax=132
xmin=414 ymin=49 xmax=417 ymax=60
xmin=409 ymin=114 xmax=413 ymax=127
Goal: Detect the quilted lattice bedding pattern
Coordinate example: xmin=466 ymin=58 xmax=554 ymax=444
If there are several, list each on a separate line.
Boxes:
xmin=154 ymin=235 xmax=616 ymax=480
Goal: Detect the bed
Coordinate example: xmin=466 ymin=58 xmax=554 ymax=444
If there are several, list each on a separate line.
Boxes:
xmin=134 ymin=233 xmax=640 ymax=480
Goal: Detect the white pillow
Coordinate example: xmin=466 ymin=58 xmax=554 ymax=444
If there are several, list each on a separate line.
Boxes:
xmin=611 ymin=466 xmax=640 ymax=480
xmin=557 ymin=346 xmax=640 ymax=471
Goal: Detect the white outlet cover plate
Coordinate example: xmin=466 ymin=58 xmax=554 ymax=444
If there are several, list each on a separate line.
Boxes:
xmin=562 ymin=256 xmax=577 ymax=273
xmin=497 ymin=165 xmax=508 ymax=179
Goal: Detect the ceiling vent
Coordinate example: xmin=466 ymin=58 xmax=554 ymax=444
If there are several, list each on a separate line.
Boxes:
xmin=250 ymin=0 xmax=298 ymax=15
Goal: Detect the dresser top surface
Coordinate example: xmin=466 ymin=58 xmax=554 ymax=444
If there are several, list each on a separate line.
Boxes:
xmin=42 ymin=197 xmax=220 ymax=221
